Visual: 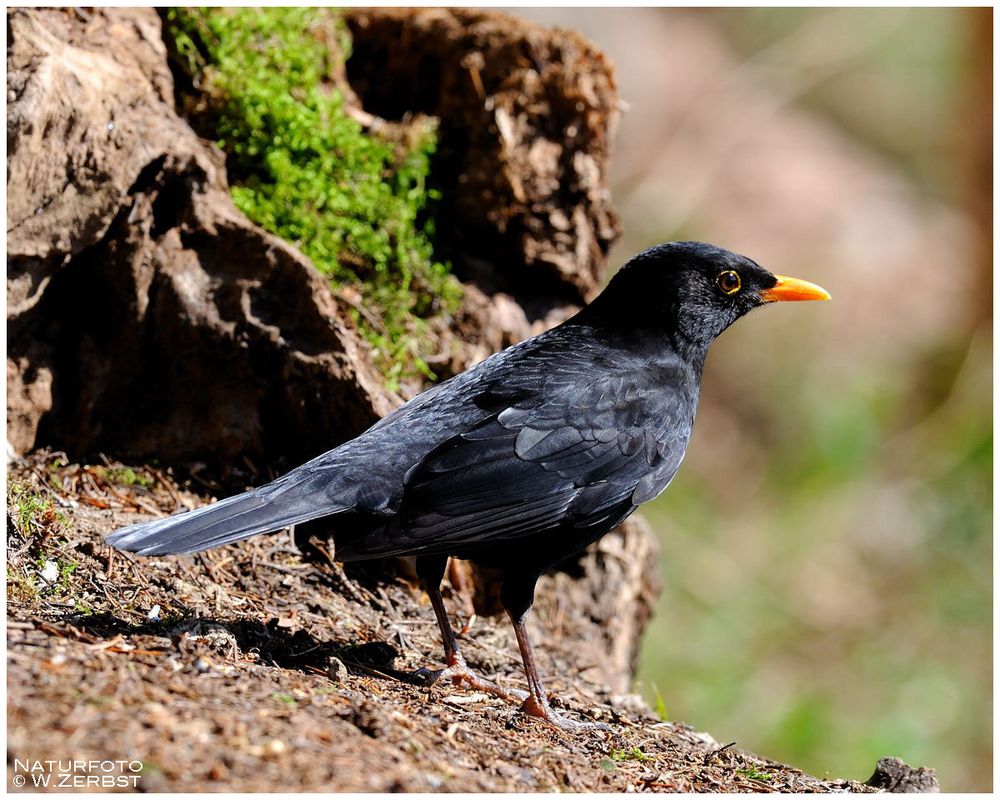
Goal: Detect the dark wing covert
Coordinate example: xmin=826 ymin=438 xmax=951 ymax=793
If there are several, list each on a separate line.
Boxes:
xmin=395 ymin=370 xmax=692 ymax=553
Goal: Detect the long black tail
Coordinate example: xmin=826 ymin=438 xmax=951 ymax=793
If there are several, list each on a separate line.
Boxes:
xmin=105 ymin=475 xmax=346 ymax=556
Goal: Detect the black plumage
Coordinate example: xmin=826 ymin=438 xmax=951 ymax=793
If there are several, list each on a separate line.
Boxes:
xmin=107 ymin=241 xmax=829 ymax=728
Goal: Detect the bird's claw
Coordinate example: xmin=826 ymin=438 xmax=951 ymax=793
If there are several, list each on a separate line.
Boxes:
xmin=520 ymin=694 xmax=611 ymax=732
xmin=414 ymin=660 xmax=528 ymax=704
xmin=411 ymin=664 xmax=609 ymax=731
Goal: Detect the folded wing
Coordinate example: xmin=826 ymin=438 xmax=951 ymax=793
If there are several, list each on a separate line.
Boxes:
xmin=339 ymin=370 xmax=692 ymax=559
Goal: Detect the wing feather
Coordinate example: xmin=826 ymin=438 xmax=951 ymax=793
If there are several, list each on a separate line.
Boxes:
xmin=391 ymin=369 xmax=693 ymax=552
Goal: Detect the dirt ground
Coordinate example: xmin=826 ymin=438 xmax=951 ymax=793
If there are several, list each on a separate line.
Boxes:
xmin=7 ymin=451 xmax=877 ymax=792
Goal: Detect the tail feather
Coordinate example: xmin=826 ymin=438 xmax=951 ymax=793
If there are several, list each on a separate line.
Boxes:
xmin=105 ymin=481 xmax=345 ymax=556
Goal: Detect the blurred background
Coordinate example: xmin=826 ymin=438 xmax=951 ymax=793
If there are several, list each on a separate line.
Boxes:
xmin=510 ymin=7 xmax=991 ymax=791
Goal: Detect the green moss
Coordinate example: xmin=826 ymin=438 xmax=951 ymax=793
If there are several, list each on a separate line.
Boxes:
xmin=610 ymin=746 xmax=651 ymax=763
xmin=271 ymin=692 xmax=297 ymax=707
xmin=58 ymin=558 xmax=78 ymax=588
xmin=33 ymin=552 xmax=78 ymax=595
xmin=8 ymin=482 xmax=63 ymax=535
xmin=96 ymin=466 xmax=156 ymax=489
xmin=7 ymin=566 xmax=39 ymax=605
xmin=8 ymin=481 xmax=72 ymax=606
xmin=165 ymin=8 xmax=461 ymax=388
xmin=736 ymin=766 xmax=775 ymax=782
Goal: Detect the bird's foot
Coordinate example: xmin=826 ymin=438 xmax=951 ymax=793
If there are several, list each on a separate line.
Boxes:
xmin=520 ymin=694 xmax=611 ymax=732
xmin=414 ymin=657 xmax=528 ymax=705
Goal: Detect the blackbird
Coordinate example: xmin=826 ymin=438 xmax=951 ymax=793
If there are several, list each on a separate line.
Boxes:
xmin=107 ymin=241 xmax=829 ymax=729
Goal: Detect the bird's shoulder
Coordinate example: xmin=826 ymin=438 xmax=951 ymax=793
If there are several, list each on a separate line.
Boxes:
xmin=491 ymin=326 xmax=698 ymax=426
xmin=379 ymin=323 xmax=698 ymax=450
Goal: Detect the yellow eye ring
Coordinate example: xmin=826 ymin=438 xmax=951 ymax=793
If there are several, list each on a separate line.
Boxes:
xmin=716 ymin=270 xmax=741 ymax=295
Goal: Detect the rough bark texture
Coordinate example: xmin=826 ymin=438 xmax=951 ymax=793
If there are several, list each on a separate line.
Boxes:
xmin=865 ymin=758 xmax=940 ymax=793
xmin=344 ymin=7 xmax=621 ymax=303
xmin=7 ymin=7 xmax=393 ymax=473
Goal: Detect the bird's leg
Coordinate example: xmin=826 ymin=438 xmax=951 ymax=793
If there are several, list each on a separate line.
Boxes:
xmin=413 ymin=556 xmax=526 ymax=703
xmin=503 ymin=575 xmax=608 ymax=732
xmin=425 ymin=569 xmax=462 ymax=665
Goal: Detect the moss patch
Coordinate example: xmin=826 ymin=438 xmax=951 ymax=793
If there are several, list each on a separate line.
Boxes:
xmin=96 ymin=465 xmax=156 ymax=489
xmin=610 ymin=746 xmax=651 ymax=763
xmin=165 ymin=8 xmax=461 ymax=389
xmin=737 ymin=766 xmax=776 ymax=782
xmin=7 ymin=480 xmax=70 ymax=609
xmin=8 ymin=481 xmax=63 ymax=536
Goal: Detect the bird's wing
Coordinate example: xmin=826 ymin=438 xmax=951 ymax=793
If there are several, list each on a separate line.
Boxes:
xmin=384 ymin=369 xmax=693 ymax=555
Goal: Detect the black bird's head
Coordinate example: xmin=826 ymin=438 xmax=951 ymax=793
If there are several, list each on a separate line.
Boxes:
xmin=583 ymin=241 xmax=830 ymax=356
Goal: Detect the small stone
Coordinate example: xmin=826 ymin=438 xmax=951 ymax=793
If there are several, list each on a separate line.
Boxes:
xmin=865 ymin=757 xmax=940 ymax=793
xmin=610 ymin=692 xmax=647 ymax=713
xmin=265 ymin=739 xmax=286 ymax=758
xmin=200 ymin=625 xmax=238 ymax=656
xmin=39 ymin=560 xmax=59 ymax=584
xmin=143 ymin=702 xmax=171 ymax=725
xmin=326 ymin=656 xmax=348 ymax=682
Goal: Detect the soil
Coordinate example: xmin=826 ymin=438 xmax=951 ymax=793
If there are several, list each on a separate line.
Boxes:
xmin=7 ymin=452 xmax=877 ymax=793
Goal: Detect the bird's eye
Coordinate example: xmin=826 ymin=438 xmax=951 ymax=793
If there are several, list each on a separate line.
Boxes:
xmin=716 ymin=270 xmax=741 ymax=295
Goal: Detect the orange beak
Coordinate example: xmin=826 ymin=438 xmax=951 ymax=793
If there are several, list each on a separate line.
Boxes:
xmin=760 ymin=275 xmax=831 ymax=303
